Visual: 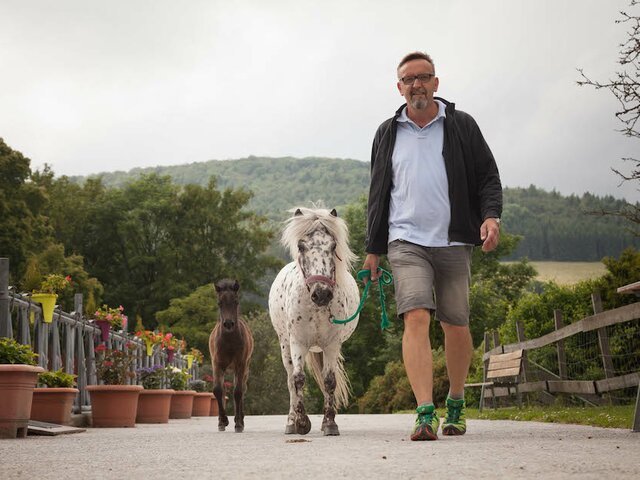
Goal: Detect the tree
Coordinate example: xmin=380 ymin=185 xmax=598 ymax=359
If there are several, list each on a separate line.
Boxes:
xmin=0 ymin=138 xmax=49 ymax=279
xmin=578 ymin=0 xmax=640 ymax=233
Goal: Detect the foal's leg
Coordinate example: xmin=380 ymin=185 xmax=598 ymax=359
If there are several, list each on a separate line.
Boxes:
xmin=233 ymin=369 xmax=246 ymax=433
xmin=320 ymin=344 xmax=341 ymax=436
xmin=212 ymin=365 xmax=229 ymax=431
xmin=290 ymin=341 xmax=311 ymax=435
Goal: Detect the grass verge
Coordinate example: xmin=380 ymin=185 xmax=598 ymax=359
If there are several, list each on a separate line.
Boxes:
xmin=464 ymin=404 xmax=635 ymax=429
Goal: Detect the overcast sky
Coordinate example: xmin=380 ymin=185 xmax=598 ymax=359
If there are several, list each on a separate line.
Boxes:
xmin=1 ymin=0 xmax=637 ymax=201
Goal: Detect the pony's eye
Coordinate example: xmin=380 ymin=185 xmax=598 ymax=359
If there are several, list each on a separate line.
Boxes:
xmin=297 ymin=240 xmax=307 ymax=252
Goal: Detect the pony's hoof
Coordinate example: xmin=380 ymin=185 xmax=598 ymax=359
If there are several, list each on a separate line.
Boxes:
xmin=322 ymin=424 xmax=340 ymax=436
xmin=218 ymin=425 xmax=226 ymax=432
xmin=285 ymin=424 xmax=296 ymax=434
xmin=295 ymin=415 xmax=311 ymax=435
xmin=235 ymin=425 xmax=244 ymax=433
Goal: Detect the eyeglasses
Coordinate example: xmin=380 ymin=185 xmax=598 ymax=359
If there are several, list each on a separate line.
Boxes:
xmin=399 ymin=73 xmax=435 ymax=85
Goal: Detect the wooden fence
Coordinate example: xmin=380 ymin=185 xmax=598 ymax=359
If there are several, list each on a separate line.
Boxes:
xmin=0 ymin=258 xmax=199 ymax=413
xmin=480 ymin=290 xmax=640 ymax=431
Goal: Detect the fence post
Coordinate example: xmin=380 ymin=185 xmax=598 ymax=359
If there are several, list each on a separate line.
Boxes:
xmin=515 ymin=320 xmax=529 ymax=383
xmin=479 ymin=331 xmax=492 ymax=412
xmin=634 ymin=383 xmax=640 ymax=432
xmin=554 ymin=309 xmax=567 ymax=380
xmin=492 ymin=330 xmax=500 ymax=351
xmin=0 ymin=258 xmax=11 ymax=338
xmin=591 ymin=292 xmax=615 ymax=379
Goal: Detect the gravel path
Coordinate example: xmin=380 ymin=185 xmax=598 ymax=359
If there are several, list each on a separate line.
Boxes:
xmin=1 ymin=414 xmax=638 ymax=479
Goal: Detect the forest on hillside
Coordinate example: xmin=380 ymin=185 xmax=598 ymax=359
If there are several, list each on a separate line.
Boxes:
xmin=74 ymin=155 xmax=639 ymax=261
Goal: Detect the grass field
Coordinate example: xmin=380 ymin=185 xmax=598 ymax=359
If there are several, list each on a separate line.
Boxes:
xmin=504 ymin=261 xmax=607 ymax=285
xmin=465 ymin=404 xmax=635 ymax=429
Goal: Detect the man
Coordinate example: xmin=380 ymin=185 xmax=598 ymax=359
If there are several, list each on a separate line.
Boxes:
xmin=363 ymin=51 xmax=502 ymax=441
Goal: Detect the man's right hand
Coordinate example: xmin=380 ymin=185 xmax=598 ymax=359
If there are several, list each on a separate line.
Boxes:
xmin=362 ymin=253 xmax=381 ymax=284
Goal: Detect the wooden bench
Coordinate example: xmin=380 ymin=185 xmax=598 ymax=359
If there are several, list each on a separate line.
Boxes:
xmin=482 ymin=349 xmax=524 ymax=411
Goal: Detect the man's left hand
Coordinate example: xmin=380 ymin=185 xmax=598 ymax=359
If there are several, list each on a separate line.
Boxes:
xmin=480 ymin=218 xmax=500 ymax=252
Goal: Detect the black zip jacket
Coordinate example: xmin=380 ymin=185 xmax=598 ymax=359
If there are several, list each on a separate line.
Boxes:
xmin=366 ymin=97 xmax=503 ymax=254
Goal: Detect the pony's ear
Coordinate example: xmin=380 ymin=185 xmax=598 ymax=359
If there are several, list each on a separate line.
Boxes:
xmin=214 ymin=282 xmax=222 ymax=293
xmin=232 ymin=280 xmax=240 ymax=292
xmin=294 ymin=208 xmax=303 ymax=216
xmin=330 ymin=208 xmax=338 ymax=217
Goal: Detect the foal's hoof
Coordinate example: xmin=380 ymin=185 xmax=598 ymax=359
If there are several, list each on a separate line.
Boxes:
xmin=285 ymin=424 xmax=296 ymax=434
xmin=295 ymin=415 xmax=311 ymax=435
xmin=235 ymin=425 xmax=244 ymax=433
xmin=218 ymin=425 xmax=226 ymax=432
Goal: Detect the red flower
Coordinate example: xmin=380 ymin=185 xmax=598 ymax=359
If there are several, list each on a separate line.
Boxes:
xmin=102 ymin=361 xmax=114 ymax=368
xmin=95 ymin=344 xmax=107 ymax=352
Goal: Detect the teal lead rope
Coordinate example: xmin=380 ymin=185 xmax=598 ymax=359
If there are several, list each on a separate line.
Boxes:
xmin=331 ymin=268 xmax=394 ymax=330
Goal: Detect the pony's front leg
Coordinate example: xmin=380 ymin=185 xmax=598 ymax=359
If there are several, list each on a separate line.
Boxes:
xmin=320 ymin=345 xmax=340 ymax=436
xmin=277 ymin=338 xmax=299 ymax=434
xmin=289 ymin=341 xmax=311 ymax=435
xmin=212 ymin=367 xmax=229 ymax=431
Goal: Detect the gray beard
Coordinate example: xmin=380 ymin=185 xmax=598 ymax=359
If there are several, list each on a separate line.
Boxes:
xmin=410 ymin=96 xmax=428 ymax=110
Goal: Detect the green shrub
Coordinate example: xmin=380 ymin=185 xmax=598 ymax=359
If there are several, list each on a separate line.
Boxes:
xmin=0 ymin=338 xmax=38 ymax=365
xmin=38 ymin=369 xmax=77 ymax=388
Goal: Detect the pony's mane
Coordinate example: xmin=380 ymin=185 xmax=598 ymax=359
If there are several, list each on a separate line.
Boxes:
xmin=281 ymin=206 xmax=358 ymax=274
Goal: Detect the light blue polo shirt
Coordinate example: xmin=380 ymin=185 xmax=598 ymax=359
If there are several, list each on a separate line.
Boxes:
xmin=389 ymin=100 xmax=464 ymax=247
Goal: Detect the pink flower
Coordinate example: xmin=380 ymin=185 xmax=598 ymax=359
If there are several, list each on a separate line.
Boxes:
xmin=95 ymin=344 xmax=107 ymax=352
xmin=106 ymin=314 xmax=113 ymax=321
xmin=119 ymin=305 xmax=124 ymax=311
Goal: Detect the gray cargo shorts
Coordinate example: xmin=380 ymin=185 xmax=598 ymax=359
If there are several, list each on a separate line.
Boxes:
xmin=387 ymin=239 xmax=473 ymax=326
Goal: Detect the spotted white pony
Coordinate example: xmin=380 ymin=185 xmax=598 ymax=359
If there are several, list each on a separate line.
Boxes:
xmin=269 ymin=206 xmax=360 ymax=436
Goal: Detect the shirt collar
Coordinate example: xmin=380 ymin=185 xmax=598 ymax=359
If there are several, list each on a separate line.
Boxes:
xmin=397 ymin=99 xmax=446 ymax=127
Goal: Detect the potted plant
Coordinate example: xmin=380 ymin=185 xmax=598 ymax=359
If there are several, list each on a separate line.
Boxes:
xmin=30 ymin=369 xmax=79 ymax=425
xmin=168 ymin=367 xmax=195 ymax=419
xmin=86 ymin=342 xmax=142 ymax=427
xmin=189 ymin=379 xmax=214 ymax=416
xmin=93 ymin=304 xmax=127 ymax=343
xmin=135 ymin=365 xmax=174 ymax=424
xmin=135 ymin=329 xmax=163 ymax=357
xmin=161 ymin=332 xmax=179 ymax=363
xmin=185 ymin=347 xmax=204 ymax=370
xmin=0 ymin=338 xmax=44 ymax=438
xmin=30 ymin=274 xmax=71 ymax=324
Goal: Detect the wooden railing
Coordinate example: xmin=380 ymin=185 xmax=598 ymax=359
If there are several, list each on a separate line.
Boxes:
xmin=480 ymin=290 xmax=640 ymax=431
xmin=0 ymin=258 xmax=199 ymax=413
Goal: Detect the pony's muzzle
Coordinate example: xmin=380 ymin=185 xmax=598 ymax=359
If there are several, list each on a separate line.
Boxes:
xmin=222 ymin=319 xmax=236 ymax=330
xmin=311 ymin=286 xmax=333 ymax=307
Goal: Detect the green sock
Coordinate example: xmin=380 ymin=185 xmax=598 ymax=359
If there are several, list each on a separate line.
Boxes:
xmin=448 ymin=393 xmax=464 ymax=400
xmin=418 ymin=402 xmax=434 ymax=408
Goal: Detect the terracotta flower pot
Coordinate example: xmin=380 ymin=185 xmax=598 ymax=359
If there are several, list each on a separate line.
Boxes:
xmin=169 ymin=390 xmax=196 ymax=419
xmin=0 ymin=364 xmax=45 ymax=438
xmin=30 ymin=387 xmax=79 ymax=425
xmin=136 ymin=389 xmax=175 ymax=423
xmin=192 ymin=392 xmax=214 ymax=416
xmin=210 ymin=396 xmax=220 ymax=416
xmin=87 ymin=384 xmax=143 ymax=427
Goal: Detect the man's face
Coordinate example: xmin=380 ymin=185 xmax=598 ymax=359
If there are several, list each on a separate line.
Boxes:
xmin=397 ymin=59 xmax=438 ymax=111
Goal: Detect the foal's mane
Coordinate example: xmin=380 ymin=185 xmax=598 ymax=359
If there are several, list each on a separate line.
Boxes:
xmin=281 ymin=206 xmax=357 ymax=276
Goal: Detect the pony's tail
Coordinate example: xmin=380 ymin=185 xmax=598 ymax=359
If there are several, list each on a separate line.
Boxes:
xmin=306 ymin=351 xmax=351 ymax=410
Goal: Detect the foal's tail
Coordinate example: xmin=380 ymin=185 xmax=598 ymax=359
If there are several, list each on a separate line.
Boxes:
xmin=306 ymin=351 xmax=351 ymax=410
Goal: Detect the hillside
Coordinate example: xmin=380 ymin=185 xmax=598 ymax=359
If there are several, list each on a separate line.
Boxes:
xmin=72 ymin=156 xmax=639 ymax=261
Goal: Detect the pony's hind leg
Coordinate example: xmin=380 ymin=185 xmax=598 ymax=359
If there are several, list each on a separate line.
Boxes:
xmin=290 ymin=341 xmax=312 ymax=435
